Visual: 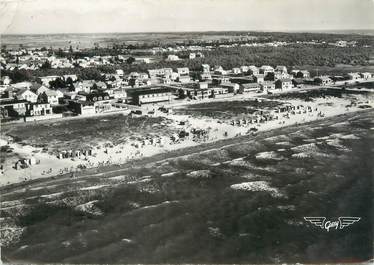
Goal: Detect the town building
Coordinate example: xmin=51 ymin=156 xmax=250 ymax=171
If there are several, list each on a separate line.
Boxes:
xmin=240 ymin=66 xmax=249 ymax=73
xmin=210 ymin=87 xmax=229 ymax=97
xmin=199 ymin=72 xmax=212 ymax=81
xmin=192 ymin=88 xmax=210 ymax=100
xmin=260 ymin=65 xmax=275 ymax=76
xmin=131 ymin=88 xmax=172 ymax=105
xmin=0 ymin=99 xmax=28 ymax=118
xmin=167 ymin=54 xmax=180 ymax=61
xmin=178 ymin=75 xmax=191 ymax=83
xmin=43 ymin=89 xmax=64 ymax=105
xmin=275 ymin=79 xmax=293 ymax=90
xmin=261 ymin=81 xmax=276 ymax=92
xmin=28 ymin=103 xmax=53 ymax=116
xmin=74 ymin=80 xmax=95 ymax=93
xmin=275 ymin=65 xmax=288 ymax=74
xmin=115 ymin=69 xmax=124 ymax=77
xmin=220 ymin=83 xmax=240 ymax=93
xmin=1 ymin=76 xmax=11 ymax=85
xmin=254 ymin=74 xmax=265 ymax=84
xmin=201 ymin=64 xmax=210 ymax=73
xmin=314 ymin=76 xmax=333 ymax=86
xmin=240 ymin=83 xmax=260 ymax=93
xmin=199 ymin=82 xmax=209 ymax=89
xmin=248 ymin=66 xmax=259 ymax=75
xmin=347 ymin=72 xmax=361 ymax=80
xmin=85 ymin=92 xmax=112 ymax=113
xmin=16 ymin=89 xmax=38 ymax=103
xmin=177 ymin=67 xmax=190 ymax=76
xmin=69 ymin=100 xmax=96 ymax=115
xmin=361 ymin=72 xmax=372 ymax=80
xmin=212 ymin=77 xmax=230 ymax=85
xmin=232 ymin=68 xmax=241 ymax=75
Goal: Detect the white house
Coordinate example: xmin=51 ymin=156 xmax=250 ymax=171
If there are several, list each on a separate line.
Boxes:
xmin=167 ymin=55 xmax=180 ymax=61
xmin=260 ymin=65 xmax=275 ymax=76
xmin=1 ymin=76 xmax=11 ymax=85
xmin=44 ymin=89 xmax=63 ymax=105
xmin=232 ymin=68 xmax=241 ymax=75
xmin=275 ymin=65 xmax=288 ymax=74
xmin=347 ymin=72 xmax=361 ymax=80
xmin=178 ymin=75 xmax=191 ymax=83
xmin=240 ymin=66 xmax=249 ymax=73
xmin=16 ymin=89 xmax=38 ymax=103
xmin=201 ymin=64 xmax=210 ymax=73
xmin=261 ymin=81 xmax=276 ymax=92
xmin=361 ymin=72 xmax=372 ymax=80
xmin=177 ymin=67 xmax=190 ymax=76
xmin=115 ymin=69 xmax=124 ymax=77
xmin=29 ymin=103 xmax=53 ymax=116
xmin=74 ymin=80 xmax=95 ymax=93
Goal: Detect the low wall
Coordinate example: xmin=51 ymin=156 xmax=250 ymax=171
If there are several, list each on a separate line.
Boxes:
xmin=24 ymin=114 xmax=63 ymax=122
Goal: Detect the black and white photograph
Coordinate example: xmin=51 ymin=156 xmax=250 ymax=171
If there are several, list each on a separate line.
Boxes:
xmin=0 ymin=0 xmax=373 ymax=264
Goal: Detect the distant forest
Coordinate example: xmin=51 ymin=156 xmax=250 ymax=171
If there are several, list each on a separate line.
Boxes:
xmin=2 ymin=31 xmax=374 ymax=83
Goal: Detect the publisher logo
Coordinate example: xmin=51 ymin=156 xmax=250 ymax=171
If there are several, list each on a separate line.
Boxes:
xmin=304 ymin=217 xmax=361 ymax=232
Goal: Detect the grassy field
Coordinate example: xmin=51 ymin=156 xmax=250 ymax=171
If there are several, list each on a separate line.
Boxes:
xmin=1 ymin=114 xmax=177 ymax=153
xmin=1 ymin=109 xmax=373 ymax=264
xmin=173 ymin=99 xmax=283 ymax=119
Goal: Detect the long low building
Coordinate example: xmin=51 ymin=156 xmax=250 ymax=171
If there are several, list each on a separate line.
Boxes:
xmin=129 ymin=87 xmax=172 ymax=105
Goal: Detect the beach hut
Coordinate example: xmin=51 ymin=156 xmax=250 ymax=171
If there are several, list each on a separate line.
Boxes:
xmin=29 ymin=157 xmax=37 ymax=165
xmin=15 ymin=161 xmax=22 ymax=170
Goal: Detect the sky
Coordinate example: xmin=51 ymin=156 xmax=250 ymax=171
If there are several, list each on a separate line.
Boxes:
xmin=0 ymin=0 xmax=374 ymax=34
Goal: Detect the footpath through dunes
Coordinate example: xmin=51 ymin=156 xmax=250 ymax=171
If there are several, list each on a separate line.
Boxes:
xmin=1 ymin=108 xmax=373 ymax=263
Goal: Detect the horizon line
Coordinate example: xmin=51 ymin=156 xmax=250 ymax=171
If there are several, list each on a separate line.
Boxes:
xmin=2 ymin=28 xmax=374 ymax=36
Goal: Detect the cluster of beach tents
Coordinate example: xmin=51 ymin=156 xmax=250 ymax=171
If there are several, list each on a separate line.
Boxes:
xmin=57 ymin=149 xmax=93 ymax=159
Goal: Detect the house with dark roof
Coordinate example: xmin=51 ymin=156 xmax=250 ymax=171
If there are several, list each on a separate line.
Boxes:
xmin=314 ymin=76 xmax=333 ymax=86
xmin=0 ymin=99 xmax=28 ymax=118
xmin=16 ymin=89 xmax=38 ymax=103
xmin=275 ymin=79 xmax=293 ymax=90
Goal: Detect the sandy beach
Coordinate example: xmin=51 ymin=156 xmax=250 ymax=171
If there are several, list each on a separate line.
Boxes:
xmin=1 ymin=88 xmax=373 ymax=186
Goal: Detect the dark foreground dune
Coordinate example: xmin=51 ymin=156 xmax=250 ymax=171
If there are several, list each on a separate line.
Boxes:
xmin=1 ymin=109 xmax=373 ymax=264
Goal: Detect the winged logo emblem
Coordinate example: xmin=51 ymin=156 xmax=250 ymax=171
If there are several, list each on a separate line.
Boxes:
xmin=304 ymin=216 xmax=360 ymax=232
